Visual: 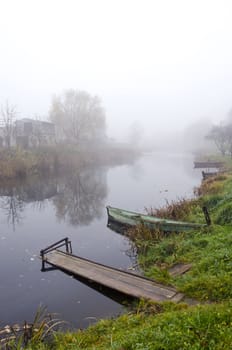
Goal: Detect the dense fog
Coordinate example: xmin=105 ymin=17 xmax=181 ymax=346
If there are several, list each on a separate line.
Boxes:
xmin=1 ymin=0 xmax=232 ymax=152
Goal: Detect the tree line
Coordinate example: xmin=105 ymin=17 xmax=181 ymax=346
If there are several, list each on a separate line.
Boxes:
xmin=0 ymin=89 xmax=106 ymax=147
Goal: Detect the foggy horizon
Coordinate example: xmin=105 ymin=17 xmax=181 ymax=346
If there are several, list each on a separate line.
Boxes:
xmin=1 ymin=0 xmax=232 ymax=141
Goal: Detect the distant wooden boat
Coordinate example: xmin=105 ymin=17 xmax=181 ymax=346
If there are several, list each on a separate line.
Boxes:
xmin=106 ymin=206 xmax=207 ymax=233
xmin=202 ymin=170 xmax=219 ymax=180
xmin=194 ymin=161 xmax=224 ymax=169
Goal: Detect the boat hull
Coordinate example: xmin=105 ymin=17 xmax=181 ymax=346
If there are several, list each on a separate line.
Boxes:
xmin=194 ymin=161 xmax=224 ymax=169
xmin=202 ymin=170 xmax=219 ymax=180
xmin=106 ymin=206 xmax=206 ymax=233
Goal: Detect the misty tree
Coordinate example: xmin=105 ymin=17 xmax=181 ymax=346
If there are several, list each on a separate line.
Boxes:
xmin=0 ymin=101 xmax=17 ymax=148
xmin=49 ymin=89 xmax=106 ymax=144
xmin=209 ymin=108 xmax=232 ymax=157
xmin=224 ymin=123 xmax=232 ymax=158
xmin=183 ymin=119 xmax=214 ymax=152
xmin=205 ymin=124 xmax=227 ymax=156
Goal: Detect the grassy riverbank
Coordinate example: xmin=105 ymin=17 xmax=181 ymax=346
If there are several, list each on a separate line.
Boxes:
xmin=4 ymin=155 xmax=232 ymax=349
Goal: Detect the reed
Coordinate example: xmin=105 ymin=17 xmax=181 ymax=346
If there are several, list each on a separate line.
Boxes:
xmin=0 ymin=306 xmax=64 ymax=349
xmin=0 ymin=144 xmax=141 ymax=180
xmin=146 ymin=197 xmax=198 ymax=221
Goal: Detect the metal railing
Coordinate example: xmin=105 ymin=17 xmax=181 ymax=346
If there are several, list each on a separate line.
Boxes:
xmin=40 ymin=237 xmax=72 ymax=270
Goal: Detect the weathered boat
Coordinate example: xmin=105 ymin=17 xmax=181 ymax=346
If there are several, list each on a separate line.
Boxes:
xmin=106 ymin=206 xmax=207 ymax=233
xmin=202 ymin=170 xmax=219 ymax=180
xmin=194 ymin=161 xmax=224 ymax=169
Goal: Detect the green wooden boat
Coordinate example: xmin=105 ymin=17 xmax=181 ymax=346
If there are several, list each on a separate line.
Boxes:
xmin=106 ymin=206 xmax=207 ymax=233
xmin=194 ymin=161 xmax=224 ymax=169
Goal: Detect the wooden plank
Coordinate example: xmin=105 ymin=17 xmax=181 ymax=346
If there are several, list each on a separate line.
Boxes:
xmin=44 ymin=250 xmax=184 ymax=303
xmin=168 ymin=263 xmax=192 ymax=277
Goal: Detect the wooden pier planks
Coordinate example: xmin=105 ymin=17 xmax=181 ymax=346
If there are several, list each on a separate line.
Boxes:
xmin=168 ymin=263 xmax=192 ymax=277
xmin=44 ymin=250 xmax=184 ymax=303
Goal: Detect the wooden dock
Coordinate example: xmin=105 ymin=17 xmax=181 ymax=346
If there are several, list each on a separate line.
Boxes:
xmin=42 ymin=249 xmax=184 ymax=303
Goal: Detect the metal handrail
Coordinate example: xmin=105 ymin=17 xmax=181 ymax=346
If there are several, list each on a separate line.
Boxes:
xmin=40 ymin=237 xmax=72 ymax=270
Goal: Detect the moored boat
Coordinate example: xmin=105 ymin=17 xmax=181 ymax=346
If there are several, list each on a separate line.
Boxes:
xmin=202 ymin=170 xmax=218 ymax=180
xmin=106 ymin=206 xmax=207 ymax=233
xmin=194 ymin=161 xmax=224 ymax=169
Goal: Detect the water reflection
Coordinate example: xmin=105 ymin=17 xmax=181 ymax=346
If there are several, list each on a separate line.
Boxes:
xmin=0 ymin=166 xmax=108 ymax=229
xmin=53 ymin=168 xmax=107 ymax=226
xmin=107 ymin=218 xmax=127 ymax=235
xmin=107 ymin=218 xmax=138 ymax=270
xmin=0 ymin=195 xmax=24 ymax=229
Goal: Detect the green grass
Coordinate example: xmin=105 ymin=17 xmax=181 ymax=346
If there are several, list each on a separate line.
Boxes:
xmin=134 ymin=226 xmax=232 ymax=301
xmin=23 ymin=302 xmax=232 ymax=349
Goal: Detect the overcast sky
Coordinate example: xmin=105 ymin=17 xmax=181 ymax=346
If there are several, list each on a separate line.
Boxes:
xmin=0 ymin=0 xmax=232 ymax=139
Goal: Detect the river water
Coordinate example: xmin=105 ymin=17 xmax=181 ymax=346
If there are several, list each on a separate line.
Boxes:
xmin=0 ymin=152 xmax=202 ymax=328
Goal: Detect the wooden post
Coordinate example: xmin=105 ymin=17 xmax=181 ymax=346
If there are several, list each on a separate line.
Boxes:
xmin=65 ymin=237 xmax=69 ymax=253
xmin=202 ymin=206 xmax=211 ymax=226
xmin=40 ymin=250 xmax=45 ymax=271
xmin=69 ymin=241 xmax=72 ymax=254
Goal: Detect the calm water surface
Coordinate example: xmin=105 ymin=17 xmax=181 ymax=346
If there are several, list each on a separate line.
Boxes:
xmin=0 ymin=152 xmax=202 ymax=328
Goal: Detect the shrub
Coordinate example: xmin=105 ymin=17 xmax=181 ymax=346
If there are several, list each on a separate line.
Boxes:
xmin=215 ymin=203 xmax=232 ymax=224
xmin=146 ymin=198 xmax=198 ymax=221
xmin=202 ymin=194 xmax=223 ymax=209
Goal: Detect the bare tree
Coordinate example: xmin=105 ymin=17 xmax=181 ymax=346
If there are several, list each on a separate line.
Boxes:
xmin=1 ymin=101 xmax=17 ymax=148
xmin=224 ymin=123 xmax=232 ymax=158
xmin=49 ymin=89 xmax=106 ymax=144
xmin=205 ymin=124 xmax=227 ymax=156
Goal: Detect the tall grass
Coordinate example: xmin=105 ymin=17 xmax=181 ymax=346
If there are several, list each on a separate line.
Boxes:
xmin=0 ymin=306 xmax=64 ymax=349
xmin=194 ymin=174 xmax=228 ymax=196
xmin=146 ymin=197 xmax=198 ymax=221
